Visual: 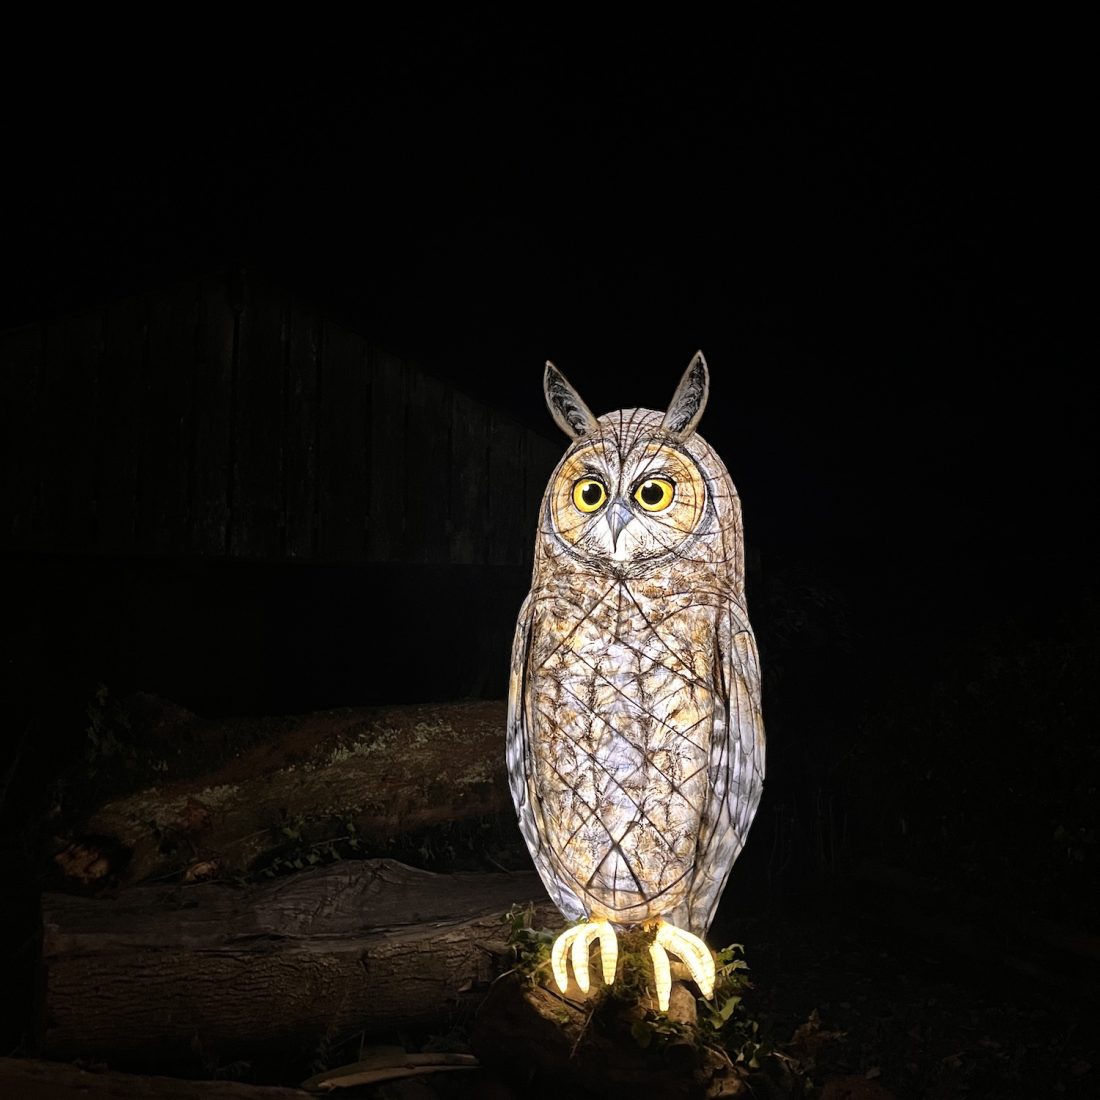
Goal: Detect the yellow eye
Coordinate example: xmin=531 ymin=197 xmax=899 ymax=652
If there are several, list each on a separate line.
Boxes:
xmin=572 ymin=478 xmax=607 ymax=513
xmin=634 ymin=478 xmax=675 ymax=511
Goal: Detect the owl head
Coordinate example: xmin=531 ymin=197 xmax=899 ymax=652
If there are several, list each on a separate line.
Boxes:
xmin=537 ymin=352 xmax=745 ymax=588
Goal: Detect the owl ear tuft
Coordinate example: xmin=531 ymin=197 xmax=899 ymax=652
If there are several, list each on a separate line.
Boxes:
xmin=661 ymin=351 xmax=709 ymax=439
xmin=544 ymin=361 xmax=599 ymax=439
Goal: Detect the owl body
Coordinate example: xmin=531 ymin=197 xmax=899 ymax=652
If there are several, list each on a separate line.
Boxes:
xmin=509 ymin=376 xmax=764 ymax=939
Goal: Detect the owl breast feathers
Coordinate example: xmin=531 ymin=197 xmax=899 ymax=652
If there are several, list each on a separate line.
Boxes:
xmin=507 ymin=353 xmax=765 ymax=937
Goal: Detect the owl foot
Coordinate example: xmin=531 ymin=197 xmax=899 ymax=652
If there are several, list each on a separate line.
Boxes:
xmin=550 ymin=919 xmax=618 ymax=995
xmin=648 ymin=923 xmax=715 ymax=1011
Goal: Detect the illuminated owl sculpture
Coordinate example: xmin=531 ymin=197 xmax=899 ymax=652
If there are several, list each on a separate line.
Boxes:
xmin=507 ymin=353 xmax=765 ymax=1009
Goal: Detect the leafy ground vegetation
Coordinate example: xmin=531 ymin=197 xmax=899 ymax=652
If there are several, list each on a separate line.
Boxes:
xmin=492 ymin=906 xmax=779 ymax=1095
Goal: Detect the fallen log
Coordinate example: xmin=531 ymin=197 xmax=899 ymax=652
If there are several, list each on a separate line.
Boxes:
xmin=469 ymin=973 xmax=796 ymax=1099
xmin=472 ymin=975 xmax=703 ymax=1098
xmin=57 ymin=697 xmax=513 ymax=885
xmin=39 ymin=859 xmax=554 ymax=1070
xmin=300 ymin=1048 xmax=479 ymax=1090
xmin=0 ymin=1059 xmax=313 ymax=1100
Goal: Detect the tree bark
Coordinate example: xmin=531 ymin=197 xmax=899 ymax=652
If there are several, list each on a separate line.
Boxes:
xmin=59 ymin=699 xmax=513 ymax=885
xmin=39 ymin=859 xmax=554 ymax=1068
xmin=470 ymin=975 xmax=753 ymax=1099
xmin=0 ymin=1058 xmax=312 ymax=1100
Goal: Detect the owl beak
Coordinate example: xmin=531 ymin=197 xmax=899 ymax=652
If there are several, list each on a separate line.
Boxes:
xmin=606 ymin=500 xmax=634 ymax=550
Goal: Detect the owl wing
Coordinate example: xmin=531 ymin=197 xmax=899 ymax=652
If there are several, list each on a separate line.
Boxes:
xmin=506 ymin=593 xmax=586 ymax=921
xmin=687 ymin=597 xmax=766 ymax=934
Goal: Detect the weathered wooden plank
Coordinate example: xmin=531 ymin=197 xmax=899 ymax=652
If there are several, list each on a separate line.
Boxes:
xmin=44 ymin=861 xmax=541 ymax=955
xmin=317 ymin=320 xmax=369 ymax=560
xmin=488 ymin=411 xmax=526 ymax=566
xmin=521 ymin=431 xmax=561 ymax=558
xmin=231 ymin=271 xmax=285 ymax=559
xmin=191 ymin=273 xmax=236 ymax=556
xmin=0 ymin=322 xmax=43 ymax=549
xmin=449 ymin=390 xmax=489 ymax=564
xmin=367 ymin=349 xmax=406 ymax=561
xmin=40 ymin=309 xmax=102 ymax=551
xmin=138 ymin=282 xmax=198 ymax=554
xmin=0 ymin=1060 xmax=312 ymax=1100
xmin=283 ymin=296 xmax=319 ymax=558
xmin=519 ymin=433 xmax=537 ymax=563
xmin=5 ymin=278 xmax=563 ymax=571
xmin=95 ymin=297 xmax=145 ymax=553
xmin=402 ymin=368 xmax=451 ymax=563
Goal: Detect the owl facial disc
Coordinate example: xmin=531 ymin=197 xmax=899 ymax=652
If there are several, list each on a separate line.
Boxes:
xmin=547 ymin=421 xmax=709 ymax=572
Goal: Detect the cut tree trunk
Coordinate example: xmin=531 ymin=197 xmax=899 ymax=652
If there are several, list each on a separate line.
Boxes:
xmin=470 ymin=974 xmax=768 ymax=1099
xmin=57 ymin=699 xmax=513 ymax=885
xmin=0 ymin=1059 xmax=313 ymax=1100
xmin=39 ymin=859 xmax=554 ymax=1069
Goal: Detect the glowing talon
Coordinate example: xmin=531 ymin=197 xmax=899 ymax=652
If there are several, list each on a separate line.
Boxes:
xmin=550 ymin=931 xmax=570 ymax=993
xmin=571 ymin=925 xmax=593 ymax=992
xmin=550 ymin=920 xmax=618 ymax=995
xmin=653 ymin=922 xmax=716 ymax=1000
xmin=649 ymin=941 xmax=672 ymax=1010
xmin=597 ymin=923 xmax=618 ymax=984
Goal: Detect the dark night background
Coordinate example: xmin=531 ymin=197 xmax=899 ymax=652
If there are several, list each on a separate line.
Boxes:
xmin=0 ymin=17 xmax=1095 ymax=1097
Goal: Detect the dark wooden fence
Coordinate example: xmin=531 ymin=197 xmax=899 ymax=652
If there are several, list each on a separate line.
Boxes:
xmin=0 ymin=269 xmax=562 ymax=565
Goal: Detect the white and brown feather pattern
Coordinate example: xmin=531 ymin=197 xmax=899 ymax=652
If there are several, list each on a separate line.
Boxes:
xmin=508 ymin=368 xmax=765 ymax=938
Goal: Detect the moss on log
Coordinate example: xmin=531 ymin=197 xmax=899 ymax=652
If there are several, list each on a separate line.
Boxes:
xmin=57 ymin=699 xmax=513 ymax=885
